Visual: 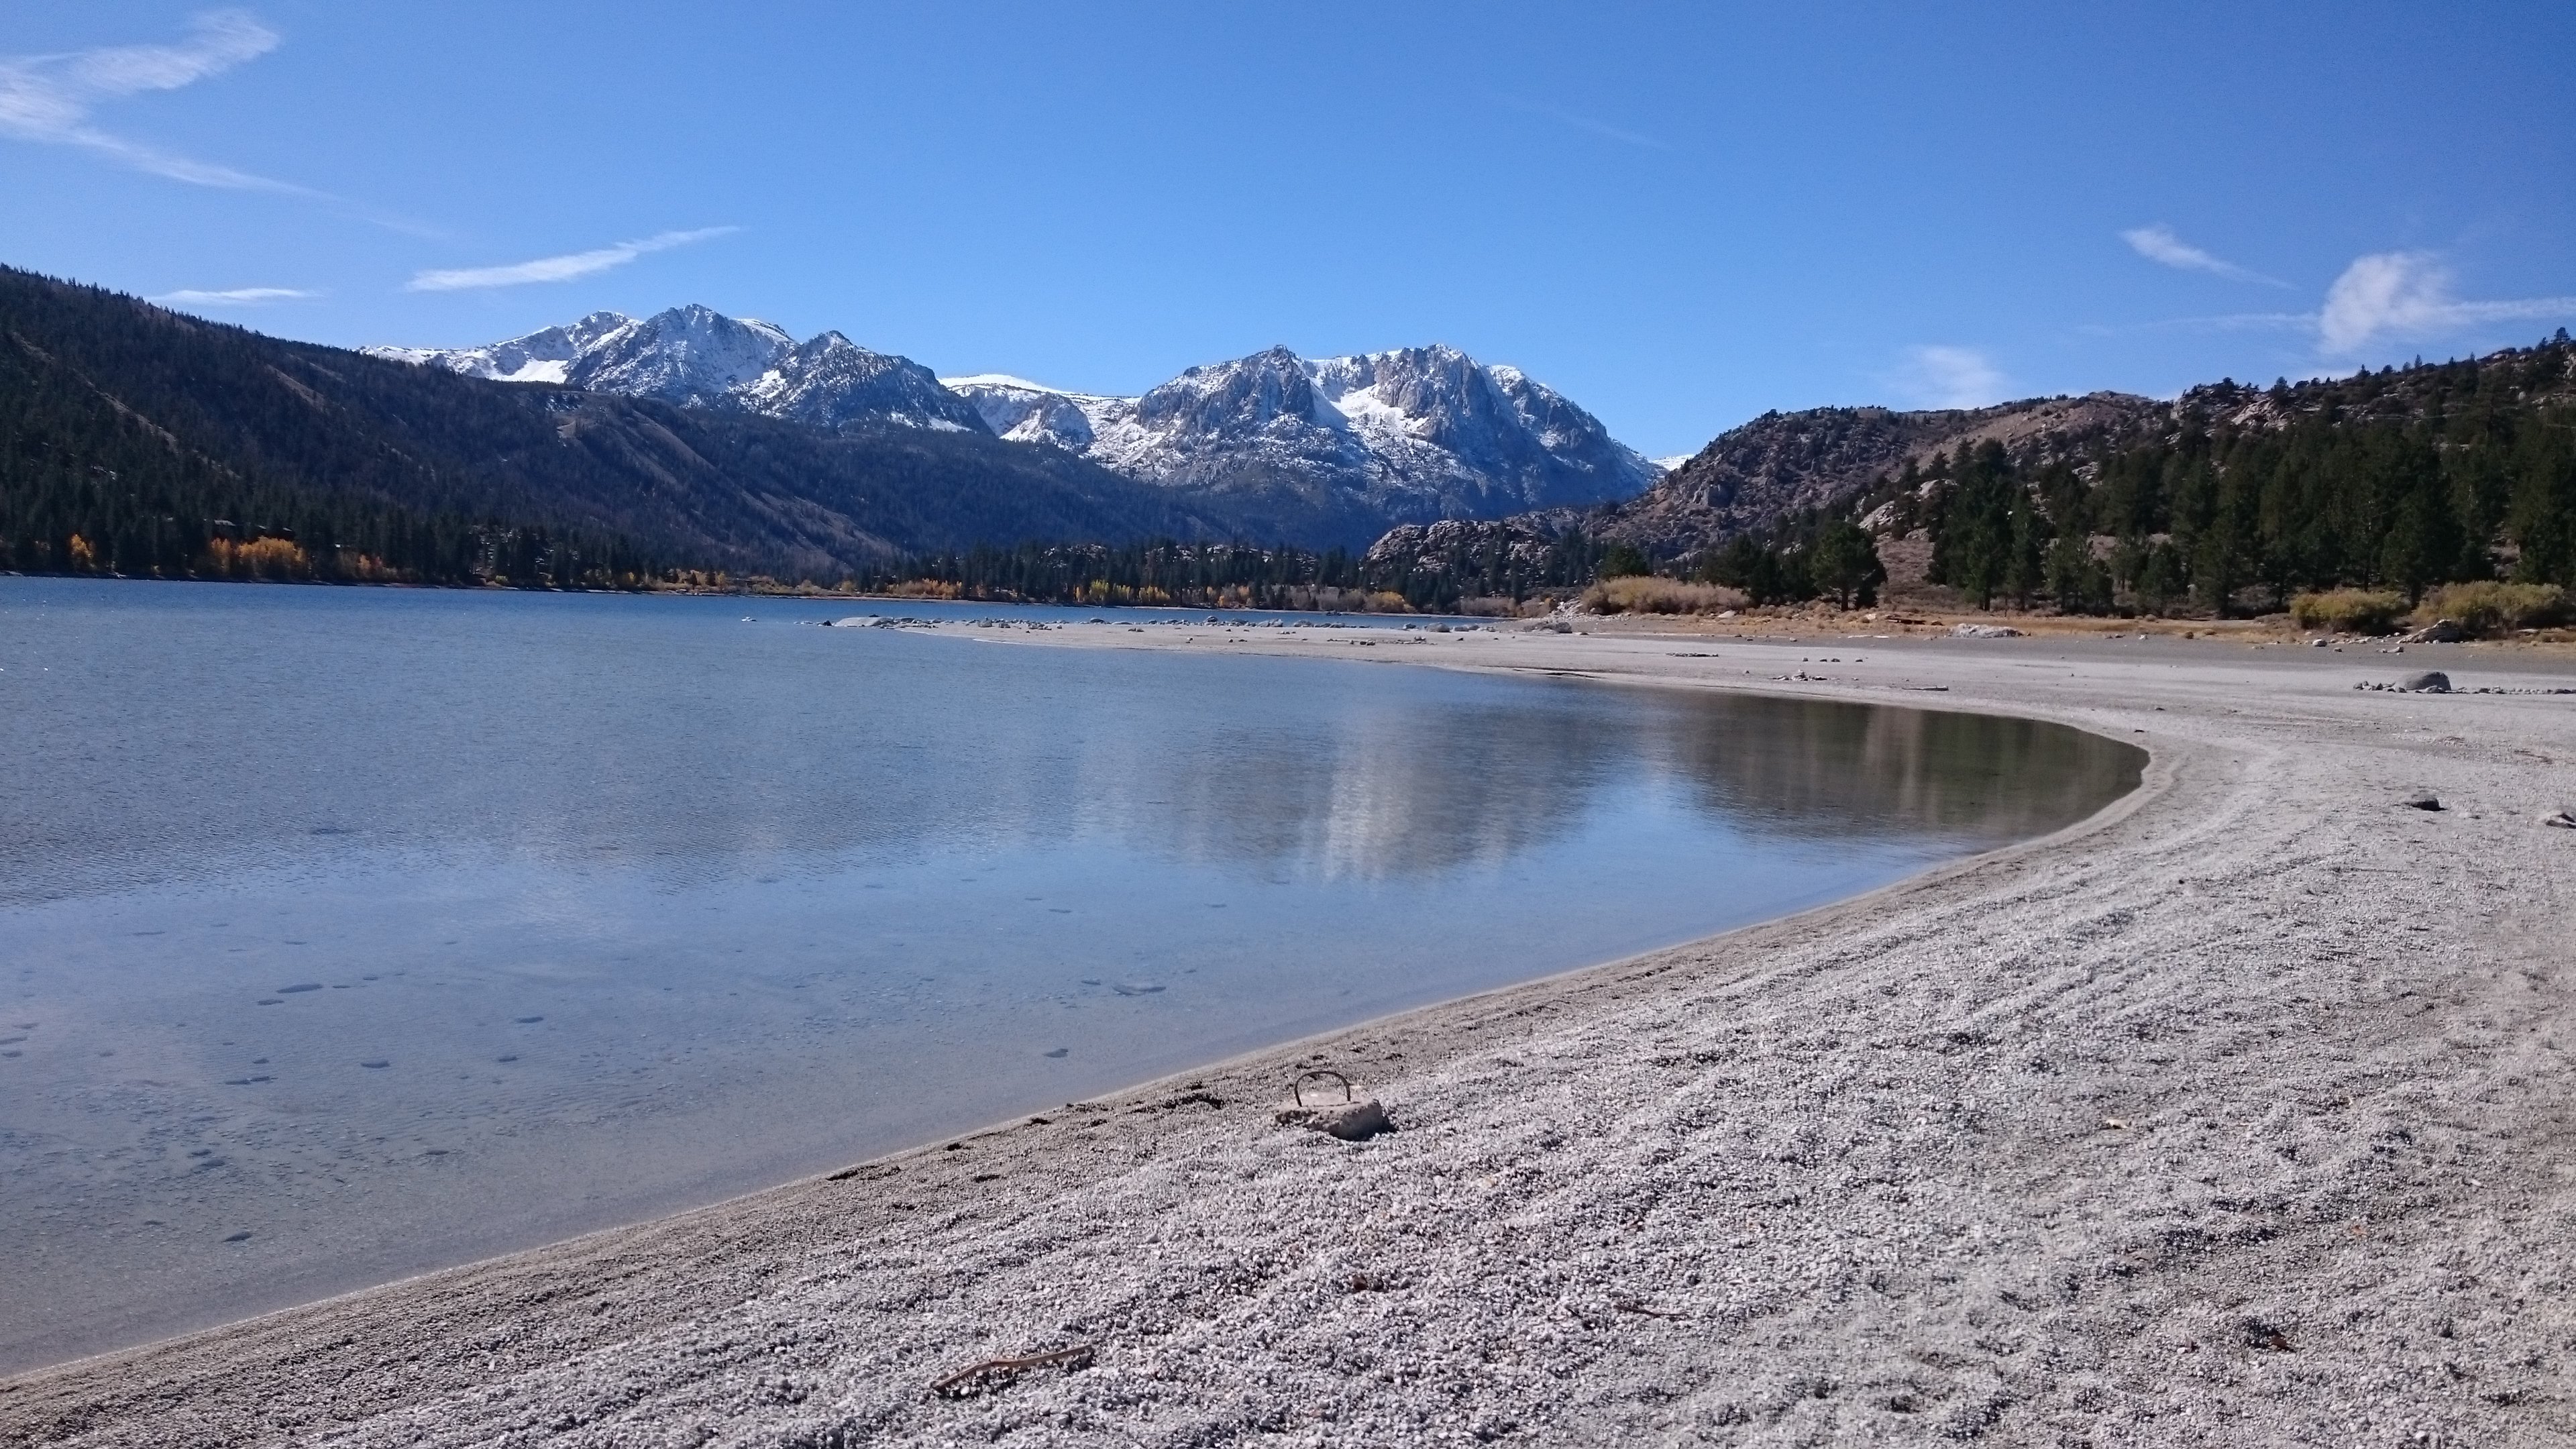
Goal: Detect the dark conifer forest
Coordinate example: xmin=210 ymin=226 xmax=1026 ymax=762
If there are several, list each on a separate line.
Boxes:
xmin=1883 ymin=337 xmax=2576 ymax=614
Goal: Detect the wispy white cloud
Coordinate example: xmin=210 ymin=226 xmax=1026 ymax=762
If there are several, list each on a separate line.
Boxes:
xmin=1500 ymin=97 xmax=1668 ymax=152
xmin=149 ymin=285 xmax=318 ymax=307
xmin=1891 ymin=345 xmax=2007 ymax=409
xmin=405 ymin=227 xmax=741 ymax=292
xmin=0 ymin=9 xmax=304 ymax=192
xmin=2092 ymin=249 xmax=2575 ymax=358
xmin=2317 ymin=251 xmax=2576 ymax=355
xmin=2119 ymin=224 xmax=2287 ymax=288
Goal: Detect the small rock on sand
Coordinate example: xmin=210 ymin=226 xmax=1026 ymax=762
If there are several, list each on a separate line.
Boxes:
xmin=2399 ymin=791 xmax=2443 ymax=812
xmin=2397 ymin=671 xmax=2451 ymax=693
xmin=1277 ymin=1099 xmax=1393 ymax=1141
xmin=1951 ymin=624 xmax=2023 ymax=638
xmin=2543 ymin=810 xmax=2576 ymax=829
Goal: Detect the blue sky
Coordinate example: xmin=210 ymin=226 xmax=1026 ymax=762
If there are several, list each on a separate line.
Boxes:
xmin=3 ymin=2 xmax=2571 ymax=458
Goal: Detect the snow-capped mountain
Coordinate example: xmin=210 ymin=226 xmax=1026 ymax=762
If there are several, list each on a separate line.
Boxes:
xmin=735 ymin=331 xmax=985 ymax=433
xmin=561 ymin=304 xmax=792 ymax=406
xmin=366 ymin=306 xmax=981 ymax=437
xmin=945 ymin=343 xmax=1658 ymax=534
xmin=371 ymin=309 xmax=1658 ymax=547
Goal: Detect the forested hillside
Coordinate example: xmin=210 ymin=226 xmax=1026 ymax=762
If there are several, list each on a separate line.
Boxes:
xmin=1880 ymin=337 xmax=2576 ymax=612
xmin=0 ymin=267 xmax=1229 ymax=586
xmin=1359 ymin=338 xmax=2576 ymax=616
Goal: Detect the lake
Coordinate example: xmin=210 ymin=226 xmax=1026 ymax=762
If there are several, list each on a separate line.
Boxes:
xmin=0 ymin=579 xmax=2141 ymax=1372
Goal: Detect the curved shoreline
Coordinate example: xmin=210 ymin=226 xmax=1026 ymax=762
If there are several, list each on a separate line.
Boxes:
xmin=7 ymin=626 xmax=2572 ymax=1447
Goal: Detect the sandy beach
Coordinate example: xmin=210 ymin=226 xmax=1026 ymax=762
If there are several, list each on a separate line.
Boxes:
xmin=5 ymin=621 xmax=2573 ymax=1447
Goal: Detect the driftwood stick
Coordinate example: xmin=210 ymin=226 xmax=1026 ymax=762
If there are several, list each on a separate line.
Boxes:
xmin=1612 ymin=1301 xmax=1687 ymax=1319
xmin=928 ymin=1344 xmax=1095 ymax=1397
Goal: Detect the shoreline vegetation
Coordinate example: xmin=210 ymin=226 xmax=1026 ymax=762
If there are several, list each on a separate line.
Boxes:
xmin=6 ymin=623 xmax=2570 ymax=1444
xmin=12 ymin=569 xmax=2573 ymax=651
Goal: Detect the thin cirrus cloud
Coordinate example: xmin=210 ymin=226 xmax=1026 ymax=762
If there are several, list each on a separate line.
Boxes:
xmin=1498 ymin=97 xmax=1670 ymax=152
xmin=1890 ymin=345 xmax=2008 ymax=409
xmin=0 ymin=9 xmax=305 ymax=193
xmin=405 ymin=228 xmax=742 ymax=292
xmin=2119 ymin=225 xmax=2288 ymax=288
xmin=149 ymin=286 xmax=318 ymax=307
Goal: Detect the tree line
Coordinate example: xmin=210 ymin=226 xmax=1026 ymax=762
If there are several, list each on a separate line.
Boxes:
xmin=1896 ymin=336 xmax=2576 ymax=614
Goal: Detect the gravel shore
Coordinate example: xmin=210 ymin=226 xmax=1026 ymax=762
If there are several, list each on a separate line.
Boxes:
xmin=5 ymin=626 xmax=2572 ymax=1448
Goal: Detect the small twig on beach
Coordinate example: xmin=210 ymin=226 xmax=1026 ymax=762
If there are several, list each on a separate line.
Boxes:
xmin=1292 ymin=1069 xmax=1352 ymax=1107
xmin=928 ymin=1344 xmax=1095 ymax=1398
xmin=1612 ymin=1301 xmax=1687 ymax=1319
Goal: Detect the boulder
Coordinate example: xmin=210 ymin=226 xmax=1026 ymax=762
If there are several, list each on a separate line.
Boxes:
xmin=2396 ymin=671 xmax=2451 ymax=693
xmin=1950 ymin=623 xmax=2023 ymax=639
xmin=1276 ymin=1099 xmax=1393 ymax=1141
xmin=2406 ymin=619 xmax=2470 ymax=643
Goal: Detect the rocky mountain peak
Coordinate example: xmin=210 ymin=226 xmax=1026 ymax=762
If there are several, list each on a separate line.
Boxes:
xmin=738 ymin=331 xmax=988 ymax=435
xmin=1136 ymin=346 xmax=1333 ymax=437
xmin=564 ymin=305 xmax=795 ymax=406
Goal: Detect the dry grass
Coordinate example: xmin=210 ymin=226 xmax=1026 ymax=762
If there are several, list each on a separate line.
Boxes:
xmin=2289 ymin=588 xmax=2408 ymax=635
xmin=2415 ymin=581 xmax=2570 ymax=634
xmin=1580 ymin=576 xmax=1750 ymax=616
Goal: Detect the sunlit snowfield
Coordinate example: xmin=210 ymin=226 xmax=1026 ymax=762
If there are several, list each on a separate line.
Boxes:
xmin=0 ymin=580 xmax=2139 ymax=1370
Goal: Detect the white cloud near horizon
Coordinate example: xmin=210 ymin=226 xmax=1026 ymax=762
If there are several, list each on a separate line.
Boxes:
xmin=2317 ymin=251 xmax=2576 ymax=355
xmin=0 ymin=9 xmax=303 ymax=192
xmin=1892 ymin=345 xmax=2007 ymax=409
xmin=405 ymin=227 xmax=741 ymax=292
xmin=149 ymin=285 xmax=318 ymax=306
xmin=2120 ymin=224 xmax=2287 ymax=287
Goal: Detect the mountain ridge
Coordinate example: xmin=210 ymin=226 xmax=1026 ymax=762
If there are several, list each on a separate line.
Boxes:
xmin=374 ymin=309 xmax=1659 ymax=550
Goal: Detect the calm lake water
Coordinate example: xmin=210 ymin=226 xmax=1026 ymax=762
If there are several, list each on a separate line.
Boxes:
xmin=0 ymin=579 xmax=2140 ymax=1371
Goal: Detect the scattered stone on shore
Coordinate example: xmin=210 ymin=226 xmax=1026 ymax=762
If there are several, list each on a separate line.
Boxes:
xmin=2354 ymin=670 xmax=2458 ymax=694
xmin=2398 ymin=791 xmax=2443 ymax=812
xmin=1950 ymin=624 xmax=2023 ymax=638
xmin=2543 ymin=810 xmax=2576 ymax=829
xmin=2404 ymin=619 xmax=2471 ymax=643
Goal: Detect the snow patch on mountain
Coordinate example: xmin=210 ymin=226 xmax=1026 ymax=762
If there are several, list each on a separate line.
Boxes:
xmin=364 ymin=311 xmax=631 ymax=384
